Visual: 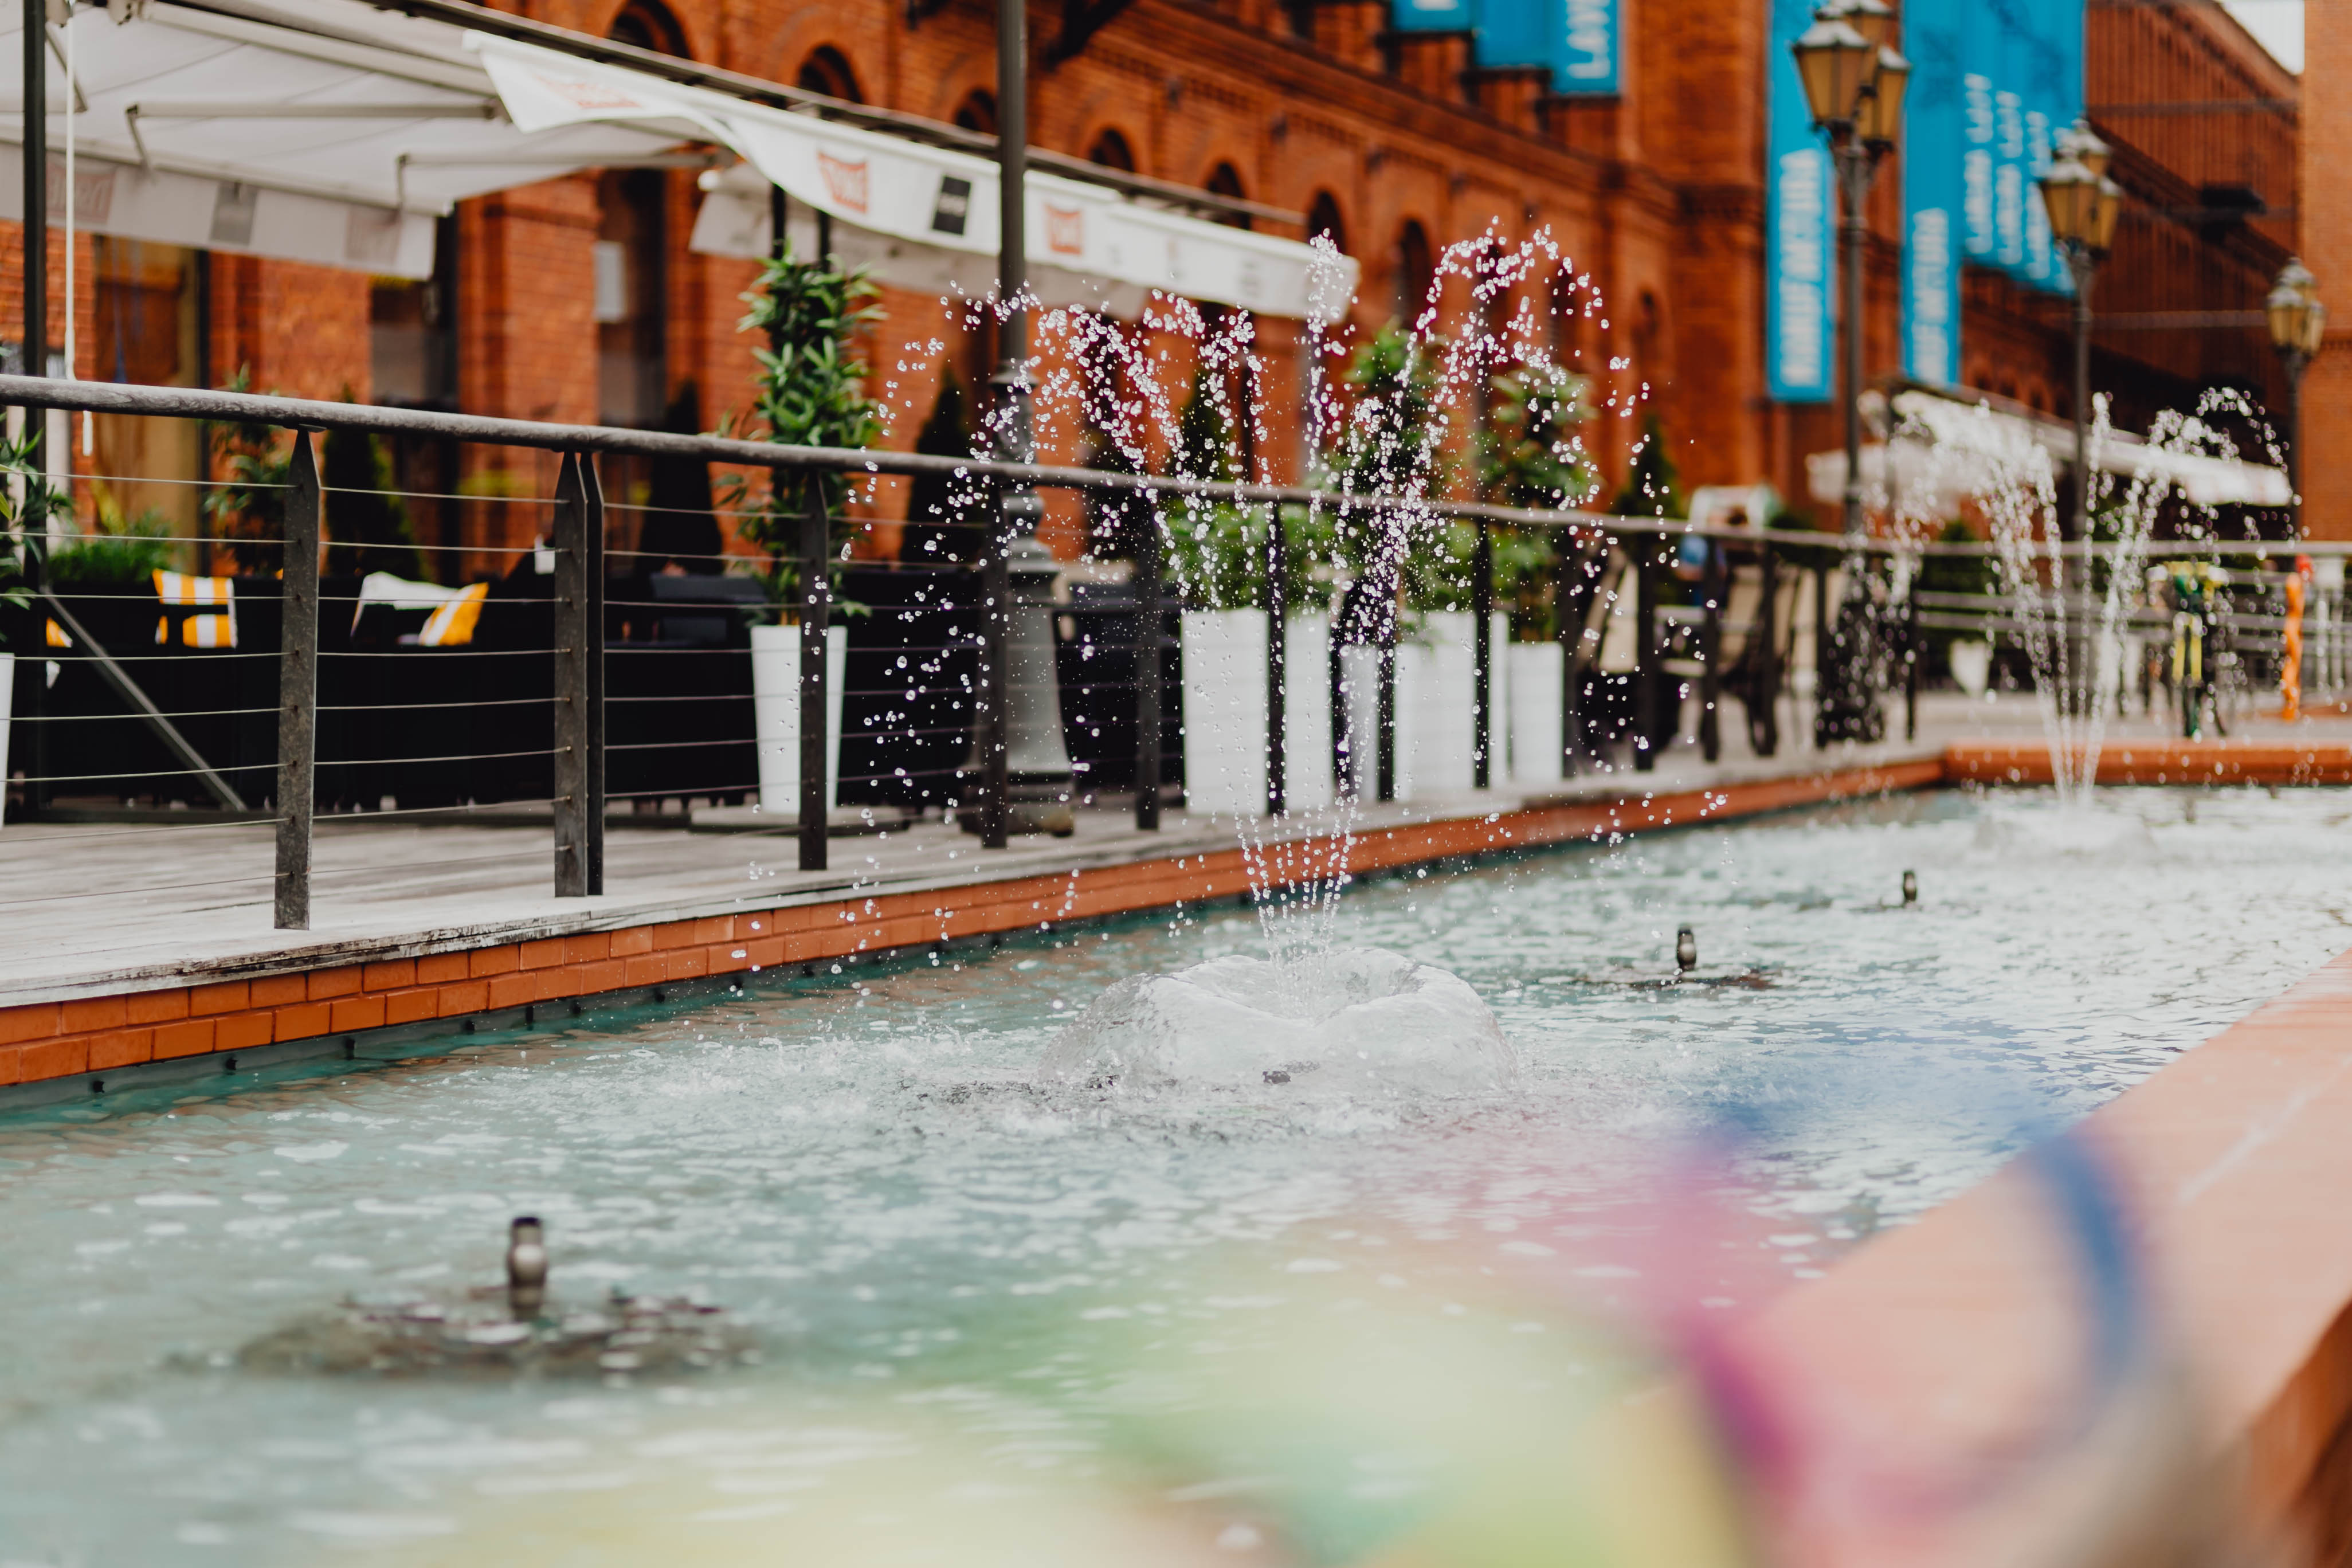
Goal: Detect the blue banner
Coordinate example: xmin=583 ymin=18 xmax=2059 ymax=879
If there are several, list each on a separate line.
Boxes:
xmin=1552 ymin=0 xmax=1619 ymax=94
xmin=1952 ymin=0 xmax=2080 ymax=294
xmin=1471 ymin=0 xmax=1546 ymax=68
xmin=1391 ymin=0 xmax=1473 ymax=33
xmin=1766 ymin=0 xmax=1834 ymax=401
xmin=1902 ymin=0 xmax=1965 ymax=384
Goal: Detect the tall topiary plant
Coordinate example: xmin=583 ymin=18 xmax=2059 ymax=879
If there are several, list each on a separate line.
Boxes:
xmin=726 ymin=244 xmax=884 ymax=601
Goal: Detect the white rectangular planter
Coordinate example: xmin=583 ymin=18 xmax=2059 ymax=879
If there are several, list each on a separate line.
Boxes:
xmin=1282 ymin=613 xmax=1335 ymax=812
xmin=0 ymin=650 xmax=12 ymax=830
xmin=1179 ymin=609 xmax=1267 ymax=817
xmin=1505 ymin=641 xmax=1565 ymax=788
xmin=750 ymin=622 xmax=846 ymax=815
xmin=1394 ymin=611 xmax=1508 ymax=800
xmin=1181 ymin=610 xmax=1338 ymax=817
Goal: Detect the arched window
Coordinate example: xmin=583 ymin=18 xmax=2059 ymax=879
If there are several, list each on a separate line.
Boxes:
xmin=1087 ymin=128 xmax=1136 ymax=171
xmin=952 ymin=89 xmax=997 ymax=134
xmin=1307 ymin=191 xmax=1346 ymax=255
xmin=797 ymin=45 xmax=863 ymax=103
xmin=1205 ymin=162 xmax=1251 ymax=232
xmin=1395 ymin=219 xmax=1433 ymax=320
xmin=607 ymin=0 xmax=686 ymax=54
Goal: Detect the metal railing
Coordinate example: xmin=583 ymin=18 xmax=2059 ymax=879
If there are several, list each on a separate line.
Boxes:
xmin=1 ymin=372 xmax=2339 ymax=932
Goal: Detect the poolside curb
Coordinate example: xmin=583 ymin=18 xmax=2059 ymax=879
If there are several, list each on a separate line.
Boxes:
xmin=0 ymin=757 xmax=1939 ymax=1101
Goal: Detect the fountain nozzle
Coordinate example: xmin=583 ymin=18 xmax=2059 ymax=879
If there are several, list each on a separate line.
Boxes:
xmin=1675 ymin=927 xmax=1697 ymax=974
xmin=506 ymin=1216 xmax=548 ymax=1322
xmin=1902 ymin=870 xmax=1918 ymax=905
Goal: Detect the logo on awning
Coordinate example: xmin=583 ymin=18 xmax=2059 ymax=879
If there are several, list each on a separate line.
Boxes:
xmin=528 ymin=70 xmax=645 ymax=112
xmin=931 ymin=175 xmax=971 ymax=236
xmin=818 ymin=152 xmax=870 ymax=214
xmin=1045 ymin=205 xmax=1084 ymax=256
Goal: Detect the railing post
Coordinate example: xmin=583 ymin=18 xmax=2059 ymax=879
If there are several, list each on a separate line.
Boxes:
xmin=1473 ymin=518 xmax=1493 ymax=789
xmin=1633 ymin=538 xmax=1659 ymax=773
xmin=1698 ymin=534 xmax=1723 ymax=764
xmin=551 ymin=452 xmax=602 ymax=897
xmin=1903 ymin=582 xmax=1920 ymax=742
xmin=798 ymin=474 xmax=830 ymax=872
xmin=1264 ymin=501 xmax=1286 ymax=817
xmin=979 ymin=479 xmax=1012 ymax=848
xmin=1134 ymin=490 xmax=1162 ymax=830
xmin=273 ymin=430 xmax=320 ymax=930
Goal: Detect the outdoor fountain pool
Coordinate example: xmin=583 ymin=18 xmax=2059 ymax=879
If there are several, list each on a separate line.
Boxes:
xmin=5 ymin=785 xmax=2352 ymax=1562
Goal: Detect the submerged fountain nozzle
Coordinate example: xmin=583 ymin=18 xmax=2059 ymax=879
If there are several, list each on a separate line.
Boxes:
xmin=1675 ymin=927 xmax=1697 ymax=974
xmin=506 ymin=1216 xmax=548 ymax=1322
xmin=1902 ymin=870 xmax=1918 ymax=905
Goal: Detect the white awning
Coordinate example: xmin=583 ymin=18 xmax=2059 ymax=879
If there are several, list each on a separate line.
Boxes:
xmin=1807 ymin=389 xmax=2293 ymax=512
xmin=0 ymin=1 xmax=1354 ymax=312
xmin=472 ymin=34 xmax=1357 ymax=322
xmin=0 ymin=0 xmax=697 ymax=279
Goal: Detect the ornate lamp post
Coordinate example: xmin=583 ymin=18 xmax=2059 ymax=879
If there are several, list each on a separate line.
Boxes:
xmin=2266 ymin=257 xmax=2326 ymax=513
xmin=1791 ymin=0 xmax=1908 ymax=742
xmin=2038 ymin=121 xmax=2122 ymax=545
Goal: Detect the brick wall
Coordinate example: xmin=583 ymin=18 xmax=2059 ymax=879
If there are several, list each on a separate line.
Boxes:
xmin=2303 ymin=1 xmax=2349 ymax=538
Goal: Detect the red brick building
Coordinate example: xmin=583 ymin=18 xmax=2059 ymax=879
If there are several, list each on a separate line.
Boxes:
xmin=0 ymin=0 xmax=2312 ymax=566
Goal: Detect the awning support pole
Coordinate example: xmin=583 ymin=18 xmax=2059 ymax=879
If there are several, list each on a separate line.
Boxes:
xmin=22 ymin=0 xmax=46 ymax=821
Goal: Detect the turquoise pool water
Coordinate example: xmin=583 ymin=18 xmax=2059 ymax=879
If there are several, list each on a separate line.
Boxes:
xmin=3 ymin=786 xmax=2349 ymax=1562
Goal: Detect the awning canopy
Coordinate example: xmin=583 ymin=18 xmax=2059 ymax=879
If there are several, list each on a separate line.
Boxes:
xmin=476 ymin=34 xmax=1355 ymax=322
xmin=0 ymin=0 xmax=1356 ymax=317
xmin=1806 ymin=387 xmax=2293 ymax=514
xmin=0 ymin=0 xmax=694 ymax=279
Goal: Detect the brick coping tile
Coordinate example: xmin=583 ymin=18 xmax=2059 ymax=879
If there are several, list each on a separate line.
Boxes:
xmin=0 ymin=759 xmax=1937 ymax=1094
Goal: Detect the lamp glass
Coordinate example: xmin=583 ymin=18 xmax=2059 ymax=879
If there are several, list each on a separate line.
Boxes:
xmin=1792 ymin=18 xmax=1873 ymax=126
xmin=2069 ymin=121 xmax=2112 ymax=181
xmin=2304 ymin=299 xmax=2329 ymax=358
xmin=1859 ymin=47 xmax=1909 ymax=142
xmin=2088 ymin=176 xmax=2122 ymax=252
xmin=2268 ymin=281 xmax=2310 ymax=352
xmin=1841 ymin=0 xmax=1895 ymax=49
xmin=2037 ymin=159 xmax=2096 ymax=246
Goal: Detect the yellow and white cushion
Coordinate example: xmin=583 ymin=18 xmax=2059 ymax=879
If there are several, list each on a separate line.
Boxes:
xmin=153 ymin=570 xmax=237 ymax=648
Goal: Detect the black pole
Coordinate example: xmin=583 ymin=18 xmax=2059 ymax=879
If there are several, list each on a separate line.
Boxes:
xmin=1135 ymin=498 xmax=1162 ymax=829
xmin=1473 ymin=519 xmax=1493 ymax=787
xmin=582 ymin=454 xmax=606 ymax=895
xmin=1633 ymin=543 xmax=1657 ymax=771
xmin=979 ymin=477 xmax=1011 ymax=848
xmin=987 ymin=0 xmax=1037 ymax=845
xmin=799 ymin=476 xmax=830 ymax=871
xmin=22 ymin=0 xmax=46 ymax=820
xmin=1249 ymin=345 xmax=1284 ymax=817
xmin=552 ymin=454 xmax=590 ymax=897
xmin=274 ymin=432 xmax=320 ymax=930
xmin=1698 ymin=539 xmax=1723 ymax=763
xmin=22 ymin=0 xmax=43 ymax=398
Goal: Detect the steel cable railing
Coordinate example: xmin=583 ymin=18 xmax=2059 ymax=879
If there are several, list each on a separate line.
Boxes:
xmin=1 ymin=371 xmax=2340 ymax=937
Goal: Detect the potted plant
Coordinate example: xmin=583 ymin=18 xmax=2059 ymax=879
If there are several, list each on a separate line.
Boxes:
xmin=0 ymin=429 xmax=71 ymax=828
xmin=1159 ymin=368 xmax=1340 ymax=816
xmin=724 ymin=244 xmax=882 ymax=817
xmin=1476 ymin=363 xmax=1598 ymax=786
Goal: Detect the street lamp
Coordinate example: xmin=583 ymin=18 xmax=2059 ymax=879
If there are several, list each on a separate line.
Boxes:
xmin=1791 ymin=2 xmax=1907 ymax=742
xmin=2039 ymin=120 xmax=2122 ymax=545
xmin=2267 ymin=256 xmax=2326 ymax=509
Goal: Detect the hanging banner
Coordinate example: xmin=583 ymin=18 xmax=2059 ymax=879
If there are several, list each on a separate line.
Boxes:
xmin=1466 ymin=0 xmax=1617 ymax=93
xmin=1902 ymin=0 xmax=1965 ymax=384
xmin=1766 ymin=0 xmax=1833 ymax=402
xmin=1552 ymin=0 xmax=1620 ymax=94
xmin=1391 ymin=0 xmax=1473 ymax=33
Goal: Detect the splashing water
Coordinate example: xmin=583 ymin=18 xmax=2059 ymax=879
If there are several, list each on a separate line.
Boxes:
xmin=1887 ymin=387 xmax=2283 ymax=805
